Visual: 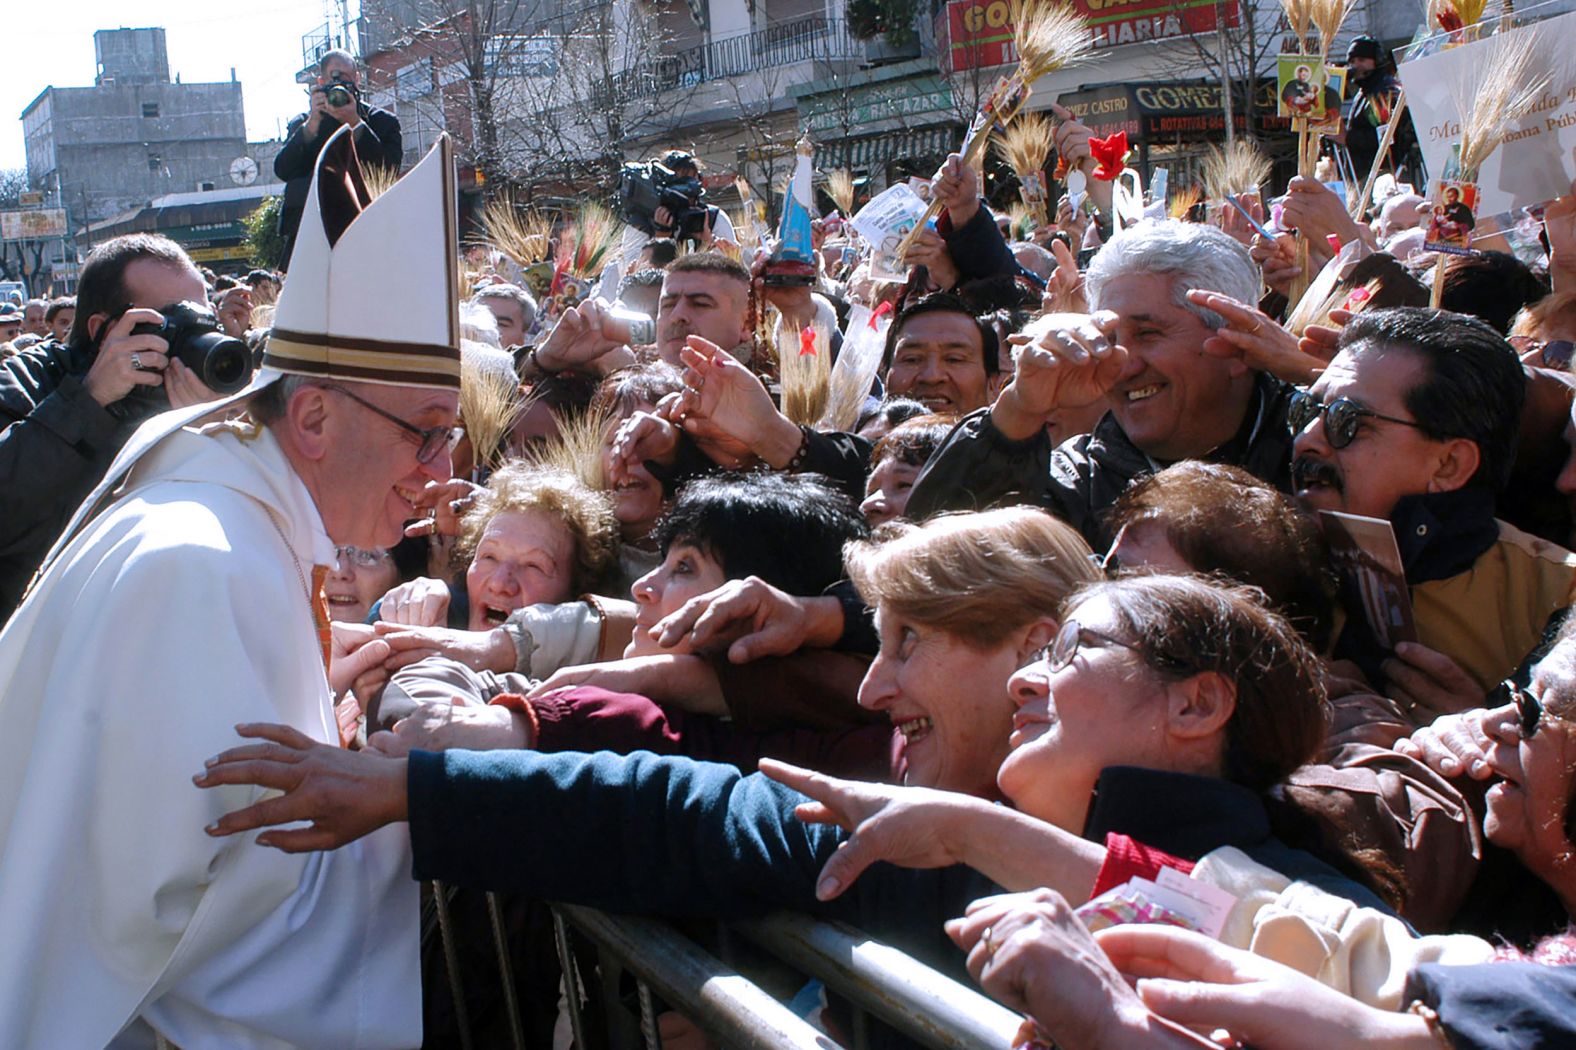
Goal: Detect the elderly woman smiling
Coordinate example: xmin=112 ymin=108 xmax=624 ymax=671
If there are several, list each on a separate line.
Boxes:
xmin=376 ymin=461 xmax=618 ymax=629
xmin=195 ymin=575 xmax=1382 ymax=954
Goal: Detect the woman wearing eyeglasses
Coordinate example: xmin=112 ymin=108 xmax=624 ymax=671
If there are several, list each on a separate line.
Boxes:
xmin=195 ymin=574 xmax=1393 ymax=1032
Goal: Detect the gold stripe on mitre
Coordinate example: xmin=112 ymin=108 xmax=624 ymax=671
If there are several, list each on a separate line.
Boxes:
xmin=263 ymin=327 xmax=461 ymax=390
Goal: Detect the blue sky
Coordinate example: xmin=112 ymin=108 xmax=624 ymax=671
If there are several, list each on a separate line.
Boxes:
xmin=3 ymin=0 xmax=357 ymax=174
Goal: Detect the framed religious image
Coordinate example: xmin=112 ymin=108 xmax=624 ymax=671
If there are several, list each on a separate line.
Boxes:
xmin=1277 ymin=55 xmax=1329 ymax=120
xmin=1311 ymin=66 xmax=1347 ymax=134
xmin=1425 ymin=179 xmax=1478 ymax=249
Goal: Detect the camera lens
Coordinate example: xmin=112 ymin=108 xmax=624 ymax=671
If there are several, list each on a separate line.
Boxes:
xmin=177 ymin=329 xmax=252 ymax=394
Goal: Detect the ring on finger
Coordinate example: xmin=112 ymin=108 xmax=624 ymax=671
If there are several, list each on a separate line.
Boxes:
xmin=1247 ymin=320 xmax=1264 ymax=335
xmin=130 ymin=352 xmax=144 ymax=371
xmin=981 ymin=925 xmax=996 ymax=957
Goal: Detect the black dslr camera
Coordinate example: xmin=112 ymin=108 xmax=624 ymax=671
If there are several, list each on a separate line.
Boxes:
xmin=324 ymin=74 xmax=357 ymax=109
xmin=618 ymin=155 xmax=709 ymax=241
xmin=129 ymin=301 xmax=253 ymax=395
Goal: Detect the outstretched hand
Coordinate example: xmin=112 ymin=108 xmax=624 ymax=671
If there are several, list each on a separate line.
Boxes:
xmin=1189 ymin=289 xmax=1325 ymax=385
xmin=194 ymin=723 xmax=409 ymax=852
xmin=760 ymin=758 xmax=976 ymax=900
xmin=653 ymin=576 xmax=840 ymax=663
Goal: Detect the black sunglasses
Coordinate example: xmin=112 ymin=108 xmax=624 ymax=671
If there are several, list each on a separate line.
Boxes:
xmin=1495 ymin=678 xmax=1547 ymax=737
xmin=1287 ymin=389 xmax=1429 ymax=450
xmin=322 ymin=384 xmax=450 ymax=465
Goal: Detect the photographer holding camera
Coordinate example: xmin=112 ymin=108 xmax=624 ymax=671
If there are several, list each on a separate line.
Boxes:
xmin=274 ymin=49 xmax=401 ymax=268
xmin=0 ymin=234 xmax=236 ymax=619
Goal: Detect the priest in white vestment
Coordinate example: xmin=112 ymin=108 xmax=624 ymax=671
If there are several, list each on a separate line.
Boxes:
xmin=0 ymin=126 xmax=464 ymax=1049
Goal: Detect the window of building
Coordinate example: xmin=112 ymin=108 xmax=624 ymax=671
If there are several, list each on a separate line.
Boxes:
xmin=142 ymin=101 xmax=160 ymax=118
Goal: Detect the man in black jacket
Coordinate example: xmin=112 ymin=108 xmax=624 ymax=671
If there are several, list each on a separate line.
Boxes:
xmin=0 ymin=234 xmax=223 ymax=619
xmin=274 ymin=49 xmax=401 ymax=268
xmin=906 ymin=221 xmax=1295 ymax=550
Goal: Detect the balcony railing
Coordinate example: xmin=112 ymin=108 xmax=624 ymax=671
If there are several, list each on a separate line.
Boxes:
xmin=614 ymin=17 xmax=864 ymax=102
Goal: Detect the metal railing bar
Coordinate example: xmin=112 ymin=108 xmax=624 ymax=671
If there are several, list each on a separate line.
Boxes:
xmin=555 ymin=904 xmax=843 ymax=1050
xmin=730 ymin=913 xmax=1021 ymax=1050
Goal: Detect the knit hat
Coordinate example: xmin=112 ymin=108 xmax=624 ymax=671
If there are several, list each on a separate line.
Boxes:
xmin=1346 ymin=36 xmax=1383 ymax=63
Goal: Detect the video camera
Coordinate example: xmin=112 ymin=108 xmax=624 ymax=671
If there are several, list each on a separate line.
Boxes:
xmin=619 ymin=152 xmax=709 ymax=241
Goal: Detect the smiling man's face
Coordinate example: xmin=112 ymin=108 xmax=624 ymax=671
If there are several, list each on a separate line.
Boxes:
xmin=1096 ymin=273 xmax=1256 ymax=462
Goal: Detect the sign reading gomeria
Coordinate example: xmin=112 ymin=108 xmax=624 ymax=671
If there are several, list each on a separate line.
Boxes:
xmin=941 ymin=0 xmax=1241 ymax=72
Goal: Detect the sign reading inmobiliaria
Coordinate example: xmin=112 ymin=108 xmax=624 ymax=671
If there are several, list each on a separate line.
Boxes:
xmin=940 ymin=0 xmax=1241 ymax=73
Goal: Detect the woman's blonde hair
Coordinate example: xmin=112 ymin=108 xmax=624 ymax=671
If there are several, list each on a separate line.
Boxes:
xmin=845 ymin=507 xmax=1099 ymax=648
xmin=459 ymin=461 xmax=619 ymax=595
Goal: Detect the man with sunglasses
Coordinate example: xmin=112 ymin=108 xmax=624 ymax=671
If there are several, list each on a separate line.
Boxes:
xmin=0 ymin=129 xmax=455 ymax=1046
xmin=1291 ymin=308 xmax=1576 ymax=720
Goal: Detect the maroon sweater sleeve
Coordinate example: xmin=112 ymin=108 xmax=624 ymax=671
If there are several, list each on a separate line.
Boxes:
xmin=523 ymin=686 xmax=894 ymax=781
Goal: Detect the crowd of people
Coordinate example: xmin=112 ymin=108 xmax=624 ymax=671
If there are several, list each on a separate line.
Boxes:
xmin=2 ymin=31 xmax=1576 ymax=1050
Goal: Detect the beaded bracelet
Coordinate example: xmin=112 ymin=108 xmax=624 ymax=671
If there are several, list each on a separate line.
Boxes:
xmin=785 ymin=424 xmax=812 ymax=473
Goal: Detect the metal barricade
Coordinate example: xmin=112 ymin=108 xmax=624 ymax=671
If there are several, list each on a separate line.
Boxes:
xmin=549 ymin=906 xmax=1019 ymax=1050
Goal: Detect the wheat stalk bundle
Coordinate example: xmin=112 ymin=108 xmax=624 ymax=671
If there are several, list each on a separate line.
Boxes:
xmin=460 ymin=353 xmax=527 ymax=475
xmin=1201 ymin=140 xmax=1272 ymax=202
xmin=519 ymin=402 xmax=612 ymax=493
xmin=1447 ymin=30 xmax=1550 ymax=179
xmin=480 ymin=194 xmax=553 ymax=266
xmin=777 ymin=322 xmax=831 ymax=427
xmin=825 ymin=168 xmax=856 ymax=216
xmin=1014 ymin=0 xmax=1094 ymax=80
xmin=1310 ymin=0 xmax=1358 ymax=61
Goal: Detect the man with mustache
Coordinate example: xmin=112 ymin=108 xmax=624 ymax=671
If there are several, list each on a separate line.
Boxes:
xmin=907 ymin=221 xmax=1296 ymax=550
xmin=1290 ymin=307 xmax=1576 ymax=720
xmin=653 ymin=252 xmax=754 ymax=367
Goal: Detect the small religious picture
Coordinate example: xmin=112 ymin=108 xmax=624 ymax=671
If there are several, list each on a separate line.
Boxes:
xmin=1277 ymin=55 xmax=1330 ymax=120
xmin=1425 ymin=179 xmax=1478 ymax=249
xmin=1311 ymin=66 xmax=1347 ymax=134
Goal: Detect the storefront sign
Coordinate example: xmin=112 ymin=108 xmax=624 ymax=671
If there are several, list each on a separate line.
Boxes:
xmin=1056 ymin=79 xmax=1286 ymax=141
xmin=941 ymin=0 xmax=1240 ymax=73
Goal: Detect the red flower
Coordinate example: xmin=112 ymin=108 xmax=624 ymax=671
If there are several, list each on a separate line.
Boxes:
xmin=1089 ymin=131 xmax=1130 ymax=182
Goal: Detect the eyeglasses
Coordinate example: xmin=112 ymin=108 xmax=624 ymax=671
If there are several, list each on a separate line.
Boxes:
xmin=335 ymin=545 xmax=393 ymax=571
xmin=1287 ymin=389 xmax=1429 ymax=450
xmin=322 ymin=383 xmax=450 ymax=464
xmin=1031 ymin=618 xmax=1145 ymax=672
xmin=1491 ymin=678 xmax=1552 ymax=738
xmin=1509 ymin=335 xmax=1576 ymax=370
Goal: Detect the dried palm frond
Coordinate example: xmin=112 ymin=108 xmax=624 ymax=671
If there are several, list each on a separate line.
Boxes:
xmin=1014 ymin=0 xmax=1094 ymax=79
xmin=1202 ymin=140 xmax=1272 ymax=201
xmin=777 ymin=322 xmax=831 ymax=427
xmin=735 ymin=176 xmax=762 ymax=241
xmin=556 ymin=201 xmax=621 ymax=278
xmin=457 ymin=264 xmax=474 ymax=302
xmin=362 ymin=163 xmax=400 ymax=200
xmin=460 ymin=350 xmax=528 ymax=475
xmin=480 ymin=194 xmax=553 ymax=267
xmin=1448 ymin=27 xmax=1551 ymax=178
xmin=997 ymin=111 xmax=1055 ymax=180
xmin=519 ymin=401 xmax=612 ymax=493
xmin=1310 ymin=0 xmax=1357 ymax=60
xmin=1169 ymin=184 xmax=1203 ymax=220
xmin=1281 ymin=0 xmax=1312 ymax=46
xmin=825 ymin=168 xmax=856 ymax=216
